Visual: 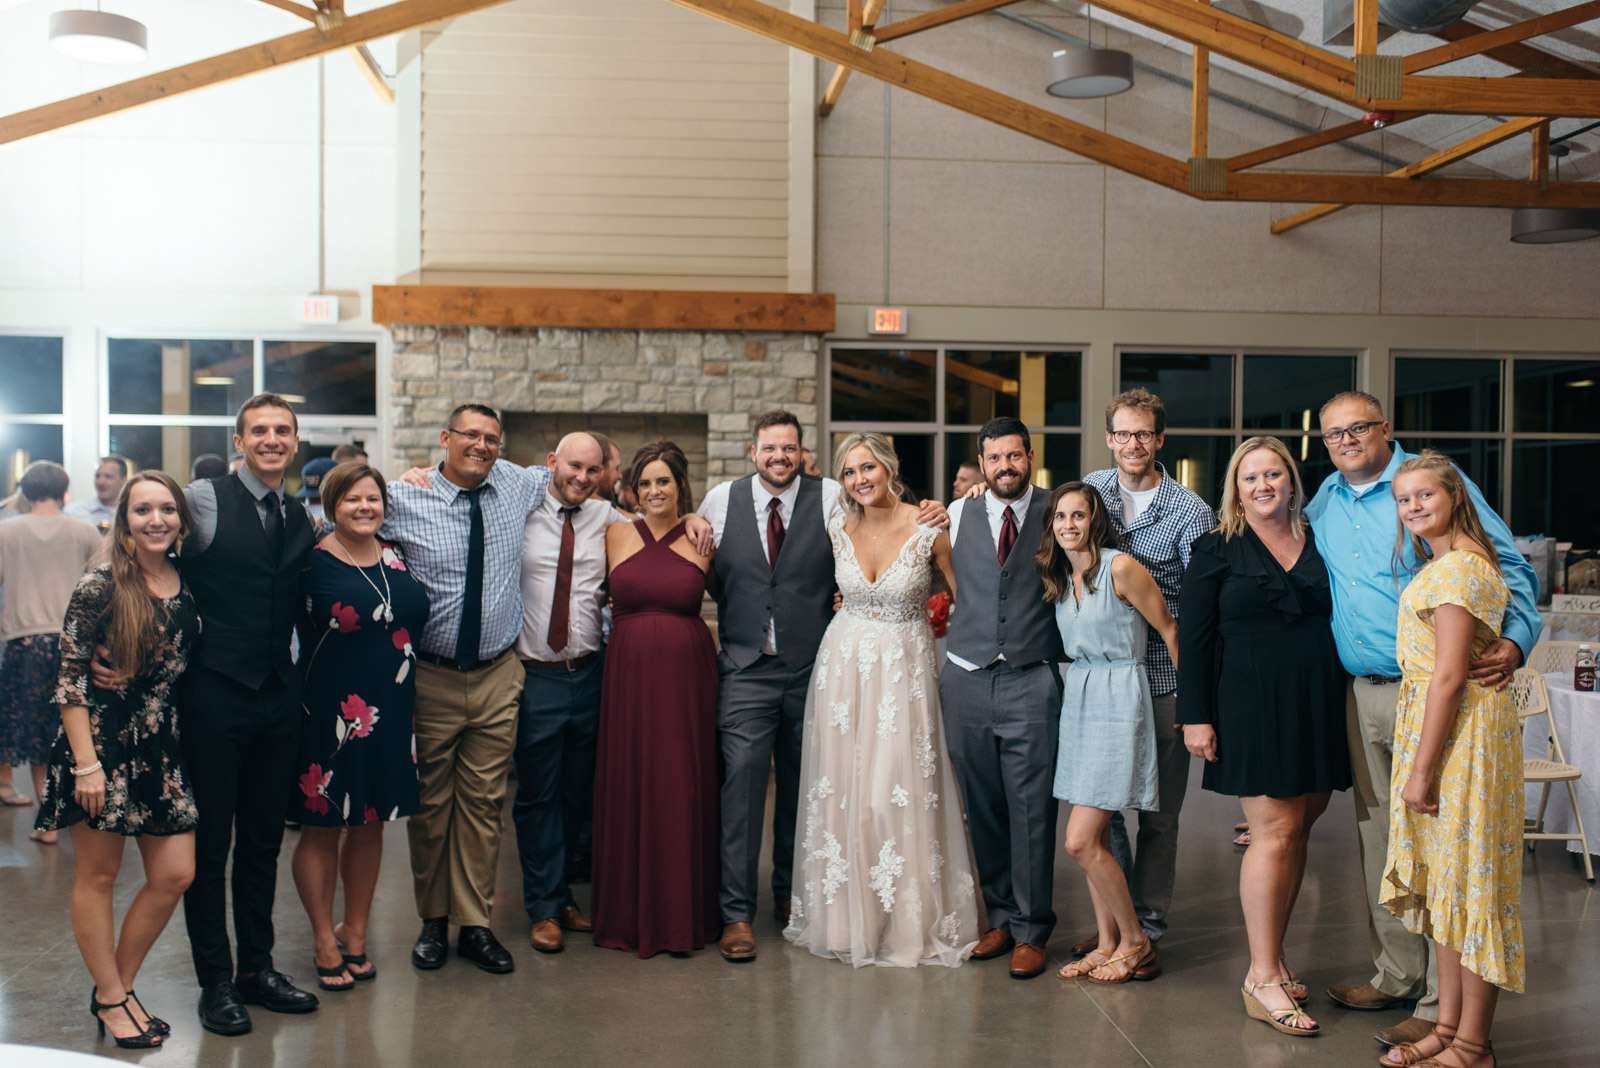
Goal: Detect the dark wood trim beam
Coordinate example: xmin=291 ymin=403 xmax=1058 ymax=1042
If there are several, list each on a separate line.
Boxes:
xmin=372 ymin=286 xmax=836 ymax=332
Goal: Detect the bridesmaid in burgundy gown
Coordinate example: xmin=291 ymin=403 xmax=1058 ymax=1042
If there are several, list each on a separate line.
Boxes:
xmin=592 ymin=441 xmax=720 ymax=957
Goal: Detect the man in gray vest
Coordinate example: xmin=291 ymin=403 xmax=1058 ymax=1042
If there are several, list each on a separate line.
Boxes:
xmin=941 ymin=416 xmax=1065 ymax=980
xmin=699 ymin=411 xmax=946 ymax=962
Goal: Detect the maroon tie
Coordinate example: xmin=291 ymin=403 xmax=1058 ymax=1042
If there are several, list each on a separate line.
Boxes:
xmin=547 ymin=505 xmax=578 ymax=654
xmin=766 ymin=497 xmax=786 ymax=572
xmin=997 ymin=505 xmax=1018 ymax=564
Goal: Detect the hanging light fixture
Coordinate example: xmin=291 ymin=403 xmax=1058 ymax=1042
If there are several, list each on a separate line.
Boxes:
xmin=1511 ymin=143 xmax=1600 ymax=244
xmin=1046 ymin=4 xmax=1134 ymax=99
xmin=49 ymin=5 xmax=148 ymax=65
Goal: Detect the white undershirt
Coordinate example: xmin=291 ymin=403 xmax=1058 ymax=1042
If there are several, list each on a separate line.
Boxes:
xmin=1120 ymin=483 xmax=1158 ymax=523
xmin=1348 ymin=479 xmax=1381 ymax=497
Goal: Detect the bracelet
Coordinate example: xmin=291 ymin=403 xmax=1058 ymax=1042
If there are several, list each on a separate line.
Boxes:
xmin=71 ymin=761 xmax=103 ymax=777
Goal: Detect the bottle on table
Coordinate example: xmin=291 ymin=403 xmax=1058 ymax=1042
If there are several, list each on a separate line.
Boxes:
xmin=1577 ymin=644 xmax=1597 ymax=693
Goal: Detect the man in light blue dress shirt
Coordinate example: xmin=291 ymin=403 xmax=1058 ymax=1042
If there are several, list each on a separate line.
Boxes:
xmin=1307 ymin=390 xmax=1538 ymax=1050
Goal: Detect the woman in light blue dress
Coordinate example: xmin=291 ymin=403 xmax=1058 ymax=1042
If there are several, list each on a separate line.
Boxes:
xmin=1035 ymin=482 xmax=1177 ymax=985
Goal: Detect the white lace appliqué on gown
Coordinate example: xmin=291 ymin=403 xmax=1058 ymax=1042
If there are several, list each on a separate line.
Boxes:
xmin=785 ymin=517 xmax=982 ymax=967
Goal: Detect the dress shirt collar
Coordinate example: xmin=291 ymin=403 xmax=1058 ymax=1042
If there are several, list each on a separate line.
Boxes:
xmin=237 ymin=464 xmax=286 ymax=505
xmin=434 ymin=461 xmax=499 ymax=503
xmin=1330 ymin=442 xmax=1407 ymax=498
xmin=754 ymin=473 xmax=801 ymax=512
xmin=987 ymin=483 xmax=1033 ymax=524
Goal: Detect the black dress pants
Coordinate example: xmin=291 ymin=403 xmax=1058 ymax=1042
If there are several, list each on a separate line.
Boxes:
xmin=179 ymin=664 xmax=302 ymax=987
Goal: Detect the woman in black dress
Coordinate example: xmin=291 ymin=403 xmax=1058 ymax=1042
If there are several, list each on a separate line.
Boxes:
xmin=1177 ymin=436 xmax=1350 ymax=1038
xmin=288 ymin=463 xmax=429 ymax=989
xmin=36 ymin=472 xmax=199 ymax=1049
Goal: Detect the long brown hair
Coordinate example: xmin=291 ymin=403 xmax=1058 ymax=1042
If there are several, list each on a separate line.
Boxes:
xmin=103 ymin=472 xmax=193 ymax=686
xmin=1391 ymin=450 xmax=1501 ymax=577
xmin=1035 ymin=482 xmax=1120 ymax=603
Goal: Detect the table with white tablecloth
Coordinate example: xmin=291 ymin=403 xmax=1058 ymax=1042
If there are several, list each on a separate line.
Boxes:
xmin=1521 ymin=673 xmax=1600 ymax=858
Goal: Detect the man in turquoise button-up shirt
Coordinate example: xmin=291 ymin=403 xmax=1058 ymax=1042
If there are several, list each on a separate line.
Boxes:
xmin=1306 ymin=390 xmax=1538 ymax=1049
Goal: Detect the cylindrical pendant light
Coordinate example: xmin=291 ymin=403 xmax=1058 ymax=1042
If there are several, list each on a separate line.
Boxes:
xmin=49 ymin=8 xmax=148 ymax=65
xmin=1045 ymin=5 xmax=1134 ymax=99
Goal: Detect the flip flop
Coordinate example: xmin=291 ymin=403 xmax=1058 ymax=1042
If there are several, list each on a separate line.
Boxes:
xmin=1233 ymin=830 xmax=1252 ymax=848
xmin=0 ymin=784 xmax=33 ymax=806
xmin=337 ymin=937 xmax=376 ymax=980
xmin=315 ymin=963 xmax=354 ymax=991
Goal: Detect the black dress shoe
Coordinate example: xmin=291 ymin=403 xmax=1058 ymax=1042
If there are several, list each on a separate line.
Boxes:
xmin=235 ymin=968 xmax=319 ymax=1014
xmin=198 ymin=982 xmax=252 ymax=1036
xmin=457 ymin=926 xmax=515 ymax=974
xmin=412 ymin=917 xmax=449 ymax=970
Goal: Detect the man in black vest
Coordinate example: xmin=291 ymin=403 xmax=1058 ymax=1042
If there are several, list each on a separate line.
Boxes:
xmin=940 ymin=416 xmax=1065 ymax=980
xmin=700 ymin=411 xmax=946 ymax=961
xmin=178 ymin=394 xmax=319 ymax=1033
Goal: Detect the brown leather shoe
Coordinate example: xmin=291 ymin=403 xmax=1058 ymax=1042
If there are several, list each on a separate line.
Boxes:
xmin=1376 ymin=1016 xmax=1437 ymax=1048
xmin=774 ymin=900 xmax=791 ymax=926
xmin=1327 ymin=982 xmax=1415 ymax=1011
xmin=971 ymin=928 xmax=1015 ymax=960
xmin=720 ymin=922 xmax=756 ymax=962
xmin=1009 ymin=942 xmax=1048 ymax=979
xmin=1070 ymin=933 xmax=1099 ymax=957
xmin=558 ymin=906 xmax=592 ymax=933
xmin=1131 ymin=944 xmax=1162 ymax=981
xmin=529 ymin=919 xmax=564 ymax=953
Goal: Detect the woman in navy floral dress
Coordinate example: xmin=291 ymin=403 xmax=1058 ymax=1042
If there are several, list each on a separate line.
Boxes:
xmin=288 ymin=463 xmax=428 ymax=989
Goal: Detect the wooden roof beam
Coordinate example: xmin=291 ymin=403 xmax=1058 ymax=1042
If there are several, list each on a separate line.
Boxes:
xmin=873 ymin=0 xmax=1025 ymax=44
xmin=818 ymin=0 xmax=887 ymax=117
xmin=254 ymin=0 xmax=393 ymax=100
xmin=1431 ymin=20 xmax=1599 ymax=80
xmin=1408 ymin=4 xmax=1600 ymax=75
xmin=0 ymin=0 xmax=499 ymax=146
xmin=1227 ymin=113 xmax=1423 ymax=171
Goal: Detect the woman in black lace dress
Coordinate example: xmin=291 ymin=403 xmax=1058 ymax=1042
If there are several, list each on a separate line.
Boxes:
xmin=36 ymin=472 xmax=200 ymax=1049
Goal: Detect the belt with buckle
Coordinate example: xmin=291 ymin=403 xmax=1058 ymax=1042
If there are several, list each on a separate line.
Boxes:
xmin=521 ymin=652 xmax=599 ymax=673
xmin=417 ymin=648 xmax=511 ymax=672
xmin=1360 ymin=674 xmax=1402 ymax=685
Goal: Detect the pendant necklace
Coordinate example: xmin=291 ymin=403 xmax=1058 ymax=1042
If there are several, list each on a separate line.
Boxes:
xmin=333 ymin=536 xmax=394 ymax=625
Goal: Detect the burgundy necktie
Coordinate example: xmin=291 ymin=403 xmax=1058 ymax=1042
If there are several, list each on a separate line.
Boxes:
xmin=547 ymin=505 xmax=578 ymax=654
xmin=766 ymin=497 xmax=786 ymax=572
xmin=997 ymin=505 xmax=1018 ymax=564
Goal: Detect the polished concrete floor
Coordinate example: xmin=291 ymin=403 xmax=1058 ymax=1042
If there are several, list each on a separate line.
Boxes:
xmin=1 ymin=777 xmax=1595 ymax=1067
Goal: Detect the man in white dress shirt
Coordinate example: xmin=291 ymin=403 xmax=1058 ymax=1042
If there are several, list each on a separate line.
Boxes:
xmin=63 ymin=454 xmax=128 ymax=529
xmin=511 ymin=432 xmax=626 ymax=954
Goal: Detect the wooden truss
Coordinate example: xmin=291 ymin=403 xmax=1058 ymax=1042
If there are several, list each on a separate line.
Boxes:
xmin=664 ymin=0 xmax=1600 ymax=230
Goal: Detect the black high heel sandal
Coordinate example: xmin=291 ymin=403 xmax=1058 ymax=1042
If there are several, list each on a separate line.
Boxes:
xmin=90 ymin=990 xmax=163 ymax=1049
xmin=126 ymin=989 xmax=171 ymax=1036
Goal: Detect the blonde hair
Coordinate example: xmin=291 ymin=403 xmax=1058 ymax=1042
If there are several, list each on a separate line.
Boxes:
xmin=1391 ymin=450 xmax=1501 ymax=577
xmin=832 ymin=433 xmax=908 ymax=520
xmin=1216 ymin=436 xmax=1307 ymax=539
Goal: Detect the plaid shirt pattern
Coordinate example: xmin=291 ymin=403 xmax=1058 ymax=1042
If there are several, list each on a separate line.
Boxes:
xmin=1082 ymin=463 xmax=1215 ymax=697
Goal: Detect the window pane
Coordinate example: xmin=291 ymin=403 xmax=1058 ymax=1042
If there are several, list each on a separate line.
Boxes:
xmin=1034 ymin=434 xmax=1081 ymax=493
xmin=1513 ymin=358 xmax=1600 ymax=434
xmin=1402 ymin=437 xmax=1502 ymax=514
xmin=945 ymin=350 xmax=1080 ymax=428
xmin=0 ymin=336 xmax=64 ymax=415
xmin=1393 ymin=358 xmax=1501 ymax=433
xmin=109 ymin=339 xmax=255 ymax=417
xmin=830 ymin=349 xmax=936 ymax=423
xmin=1158 ymin=434 xmax=1236 ymax=509
xmin=1241 ymin=355 xmax=1355 ymax=430
xmin=1281 ymin=434 xmax=1343 ymax=500
xmin=1512 ymin=439 xmax=1600 ymax=545
xmin=1119 ymin=353 xmax=1232 ymax=429
xmin=265 ymin=340 xmax=377 ymax=416
xmin=1 ymin=423 xmax=65 ymax=498
xmin=109 ymin=425 xmax=233 ymax=482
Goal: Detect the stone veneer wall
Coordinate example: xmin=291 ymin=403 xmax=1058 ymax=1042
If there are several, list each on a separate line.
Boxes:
xmin=386 ymin=325 xmax=821 ymax=491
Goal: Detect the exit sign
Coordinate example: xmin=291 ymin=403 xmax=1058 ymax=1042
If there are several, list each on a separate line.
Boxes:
xmin=869 ymin=307 xmax=908 ymax=335
xmin=299 ymin=295 xmax=338 ymax=324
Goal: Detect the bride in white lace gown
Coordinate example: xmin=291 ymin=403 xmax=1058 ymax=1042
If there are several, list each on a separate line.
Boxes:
xmin=785 ymin=433 xmax=982 ymax=967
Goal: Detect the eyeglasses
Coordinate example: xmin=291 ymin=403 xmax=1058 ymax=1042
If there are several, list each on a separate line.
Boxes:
xmin=1110 ymin=430 xmax=1156 ymax=444
xmin=1321 ymin=420 xmax=1382 ymax=445
xmin=446 ymin=428 xmax=503 ymax=450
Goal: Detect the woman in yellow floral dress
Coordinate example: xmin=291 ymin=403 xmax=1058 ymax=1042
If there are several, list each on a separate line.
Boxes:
xmin=1381 ymin=451 xmax=1523 ymax=1068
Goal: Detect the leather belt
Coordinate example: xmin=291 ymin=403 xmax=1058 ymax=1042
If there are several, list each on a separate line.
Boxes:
xmin=521 ymin=652 xmax=599 ymax=673
xmin=1360 ymin=674 xmax=1403 ymax=685
xmin=417 ymin=648 xmax=512 ymax=672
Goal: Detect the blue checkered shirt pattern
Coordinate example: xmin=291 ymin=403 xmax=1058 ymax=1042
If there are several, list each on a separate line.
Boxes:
xmin=381 ymin=460 xmax=551 ymax=660
xmin=1082 ymin=463 xmax=1215 ymax=696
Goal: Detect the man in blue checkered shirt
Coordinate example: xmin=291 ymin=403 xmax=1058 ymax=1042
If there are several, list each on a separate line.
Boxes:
xmin=1079 ymin=388 xmax=1214 ymax=968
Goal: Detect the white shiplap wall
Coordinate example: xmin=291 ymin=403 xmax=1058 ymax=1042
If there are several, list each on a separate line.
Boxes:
xmin=419 ymin=0 xmax=793 ymax=289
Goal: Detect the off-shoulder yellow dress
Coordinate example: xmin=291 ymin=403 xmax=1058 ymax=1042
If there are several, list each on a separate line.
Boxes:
xmin=1382 ymin=550 xmax=1524 ymax=993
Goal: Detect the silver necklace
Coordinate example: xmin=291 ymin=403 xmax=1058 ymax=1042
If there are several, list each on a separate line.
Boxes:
xmin=333 ymin=535 xmax=394 ymax=625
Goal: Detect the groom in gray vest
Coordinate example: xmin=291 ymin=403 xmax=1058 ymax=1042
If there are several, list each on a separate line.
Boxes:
xmin=700 ymin=411 xmax=949 ymax=962
xmin=941 ymin=416 xmax=1065 ymax=980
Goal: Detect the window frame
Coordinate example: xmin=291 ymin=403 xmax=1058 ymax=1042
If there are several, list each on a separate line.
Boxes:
xmin=824 ymin=341 xmax=1086 ymax=496
xmin=0 ymin=328 xmax=70 ymax=493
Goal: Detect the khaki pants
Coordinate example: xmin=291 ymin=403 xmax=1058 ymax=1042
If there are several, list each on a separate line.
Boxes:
xmin=408 ymin=652 xmax=526 ymax=927
xmin=1348 ymin=676 xmax=1439 ymax=1019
